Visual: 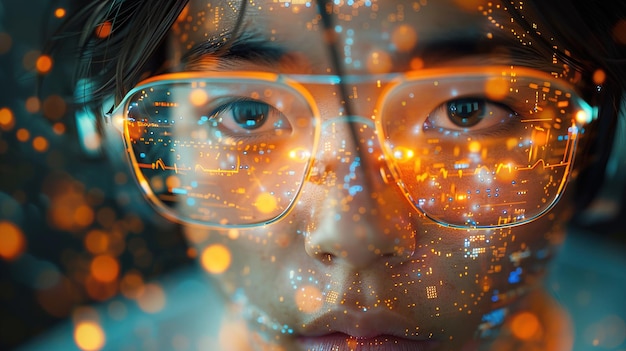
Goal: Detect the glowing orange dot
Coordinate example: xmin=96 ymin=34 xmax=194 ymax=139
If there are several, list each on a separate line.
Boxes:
xmin=90 ymin=255 xmax=120 ymax=283
xmin=136 ymin=283 xmax=166 ymax=313
xmin=409 ymin=57 xmax=424 ymax=70
xmin=593 ymin=69 xmax=606 ymax=85
xmin=53 ymin=122 xmax=66 ymax=135
xmin=74 ymin=321 xmax=106 ymax=351
xmin=16 ymin=128 xmax=30 ymax=142
xmin=200 ymin=244 xmax=232 ymax=274
xmin=36 ymin=55 xmax=53 ymax=74
xmin=0 ymin=221 xmax=26 ymax=261
xmin=54 ymin=8 xmax=66 ymax=18
xmin=25 ymin=96 xmax=41 ymax=113
xmin=95 ymin=22 xmax=112 ymax=39
xmin=0 ymin=107 xmax=14 ymax=130
xmin=485 ymin=77 xmax=509 ymax=101
xmin=189 ymin=89 xmax=209 ymax=106
xmin=511 ymin=311 xmax=541 ymax=340
xmin=468 ymin=141 xmax=481 ymax=153
xmin=391 ymin=25 xmax=418 ymax=52
xmin=84 ymin=230 xmax=110 ymax=254
xmin=165 ymin=175 xmax=181 ymax=190
xmin=32 ymin=136 xmax=49 ymax=152
xmin=295 ymin=285 xmax=324 ymax=313
xmin=254 ymin=192 xmax=277 ymax=214
xmin=74 ymin=204 xmax=94 ymax=227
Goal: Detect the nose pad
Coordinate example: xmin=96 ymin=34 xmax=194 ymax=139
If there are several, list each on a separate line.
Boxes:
xmin=301 ymin=117 xmax=418 ymax=269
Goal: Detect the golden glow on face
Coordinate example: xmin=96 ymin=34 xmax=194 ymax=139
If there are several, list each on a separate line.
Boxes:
xmin=5 ymin=1 xmax=621 ymax=351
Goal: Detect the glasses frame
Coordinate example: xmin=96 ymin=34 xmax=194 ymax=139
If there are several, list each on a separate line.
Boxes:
xmin=104 ymin=66 xmax=595 ymax=229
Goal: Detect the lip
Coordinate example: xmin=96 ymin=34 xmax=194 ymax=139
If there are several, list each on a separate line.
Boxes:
xmin=294 ymin=307 xmax=441 ymax=351
xmin=297 ymin=333 xmax=440 ymax=351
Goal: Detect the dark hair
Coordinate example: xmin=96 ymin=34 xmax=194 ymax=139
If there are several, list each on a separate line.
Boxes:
xmin=51 ymin=0 xmax=626 ymax=212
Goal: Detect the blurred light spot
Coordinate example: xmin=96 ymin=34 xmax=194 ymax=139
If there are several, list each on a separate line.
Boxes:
xmin=201 ymin=244 xmax=232 ymax=274
xmin=43 ymin=95 xmax=67 ymax=121
xmin=54 ymin=8 xmax=66 ymax=18
xmin=53 ymin=122 xmax=66 ymax=135
xmin=95 ymin=22 xmax=112 ymax=39
xmin=410 ymin=57 xmax=424 ymax=70
xmin=137 ymin=283 xmax=166 ymax=313
xmin=85 ymin=229 xmax=110 ymax=254
xmin=511 ymin=311 xmax=541 ymax=340
xmin=576 ymin=110 xmax=591 ymax=125
xmin=366 ymin=50 xmax=392 ymax=74
xmin=228 ymin=228 xmax=240 ymax=239
xmin=0 ymin=221 xmax=26 ymax=261
xmin=16 ymin=128 xmax=30 ymax=142
xmin=25 ymin=96 xmax=41 ymax=113
xmin=165 ymin=175 xmax=181 ymax=189
xmin=120 ymin=271 xmax=145 ymax=299
xmin=90 ymin=255 xmax=119 ymax=283
xmin=255 ymin=192 xmax=277 ymax=214
xmin=295 ymin=285 xmax=323 ymax=313
xmin=613 ymin=19 xmax=626 ymax=45
xmin=32 ymin=136 xmax=49 ymax=152
xmin=485 ymin=77 xmax=509 ymax=101
xmin=36 ymin=55 xmax=53 ymax=74
xmin=74 ymin=205 xmax=94 ymax=227
xmin=0 ymin=107 xmax=15 ymax=130
xmin=189 ymin=89 xmax=209 ymax=106
xmin=468 ymin=141 xmax=481 ymax=153
xmin=391 ymin=25 xmax=418 ymax=52
xmin=74 ymin=321 xmax=106 ymax=351
xmin=0 ymin=32 xmax=12 ymax=54
xmin=592 ymin=69 xmax=606 ymax=85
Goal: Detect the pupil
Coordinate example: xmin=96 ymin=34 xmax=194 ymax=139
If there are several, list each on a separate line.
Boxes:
xmin=447 ymin=98 xmax=486 ymax=127
xmin=232 ymin=101 xmax=269 ymax=130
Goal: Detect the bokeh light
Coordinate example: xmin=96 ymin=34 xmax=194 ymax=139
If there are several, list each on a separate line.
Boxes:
xmin=200 ymin=244 xmax=232 ymax=274
xmin=0 ymin=221 xmax=26 ymax=261
xmin=74 ymin=321 xmax=106 ymax=351
xmin=0 ymin=107 xmax=15 ymax=131
xmin=94 ymin=22 xmax=112 ymax=39
xmin=136 ymin=283 xmax=166 ymax=313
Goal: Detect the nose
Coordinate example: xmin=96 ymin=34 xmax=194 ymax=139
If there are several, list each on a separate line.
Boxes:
xmin=301 ymin=117 xmax=418 ymax=269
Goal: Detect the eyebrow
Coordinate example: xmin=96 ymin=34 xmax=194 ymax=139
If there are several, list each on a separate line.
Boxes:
xmin=181 ymin=30 xmax=287 ymax=71
xmin=181 ymin=24 xmax=566 ymax=80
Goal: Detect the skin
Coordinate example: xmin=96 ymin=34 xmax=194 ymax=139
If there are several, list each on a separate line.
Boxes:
xmin=118 ymin=0 xmax=585 ymax=349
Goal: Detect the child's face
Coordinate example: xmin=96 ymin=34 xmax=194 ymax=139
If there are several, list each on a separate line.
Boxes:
xmin=116 ymin=0 xmax=588 ymax=349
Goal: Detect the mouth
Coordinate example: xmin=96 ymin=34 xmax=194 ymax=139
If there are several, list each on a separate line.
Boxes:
xmin=297 ymin=333 xmax=440 ymax=351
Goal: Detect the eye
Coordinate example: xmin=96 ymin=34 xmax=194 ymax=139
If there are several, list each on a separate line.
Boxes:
xmin=424 ymin=97 xmax=516 ymax=132
xmin=208 ymin=98 xmax=292 ymax=137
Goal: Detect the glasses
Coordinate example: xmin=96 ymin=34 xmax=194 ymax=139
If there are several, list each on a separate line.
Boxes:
xmin=105 ymin=66 xmax=594 ymax=229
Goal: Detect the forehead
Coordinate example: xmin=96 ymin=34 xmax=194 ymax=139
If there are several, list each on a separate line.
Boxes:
xmin=169 ymin=0 xmax=553 ymax=74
